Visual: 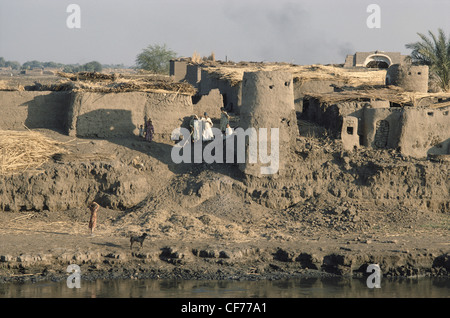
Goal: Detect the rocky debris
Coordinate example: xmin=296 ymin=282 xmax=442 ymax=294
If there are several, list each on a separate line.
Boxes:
xmin=159 ymin=247 xmax=186 ymax=265
xmin=1 ymin=244 xmax=449 ymax=284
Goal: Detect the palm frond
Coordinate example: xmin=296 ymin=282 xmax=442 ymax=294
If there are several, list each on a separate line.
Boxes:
xmin=405 ymin=29 xmax=450 ymax=91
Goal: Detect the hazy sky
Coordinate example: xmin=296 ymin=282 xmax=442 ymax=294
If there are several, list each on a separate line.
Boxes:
xmin=1 ymin=0 xmax=450 ymax=66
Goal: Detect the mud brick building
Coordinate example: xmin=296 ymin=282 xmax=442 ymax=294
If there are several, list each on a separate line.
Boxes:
xmin=344 ymin=51 xmax=407 ymax=68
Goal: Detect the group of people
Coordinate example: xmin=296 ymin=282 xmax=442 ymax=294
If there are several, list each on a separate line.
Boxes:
xmin=138 ymin=117 xmax=154 ymax=142
xmin=138 ymin=109 xmax=233 ymax=144
xmin=189 ymin=108 xmax=233 ymax=142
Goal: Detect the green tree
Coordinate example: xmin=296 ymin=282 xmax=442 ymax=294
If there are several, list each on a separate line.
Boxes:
xmin=22 ymin=60 xmax=43 ymax=70
xmin=405 ymin=28 xmax=450 ymax=91
xmin=63 ymin=65 xmax=76 ymax=73
xmin=81 ymin=61 xmax=102 ymax=72
xmin=5 ymin=61 xmax=21 ymax=70
xmin=135 ymin=44 xmax=177 ymax=74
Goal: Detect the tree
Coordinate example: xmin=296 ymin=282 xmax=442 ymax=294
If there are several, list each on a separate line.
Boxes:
xmin=5 ymin=61 xmax=21 ymax=70
xmin=405 ymin=28 xmax=450 ymax=91
xmin=22 ymin=60 xmax=40 ymax=70
xmin=135 ymin=44 xmax=177 ymax=74
xmin=82 ymin=61 xmax=102 ymax=72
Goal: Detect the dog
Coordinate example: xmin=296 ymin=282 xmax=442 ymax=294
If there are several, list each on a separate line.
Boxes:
xmin=130 ymin=233 xmax=148 ymax=250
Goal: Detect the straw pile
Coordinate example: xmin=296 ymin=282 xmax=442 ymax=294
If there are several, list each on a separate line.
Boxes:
xmin=0 ymin=130 xmax=67 ymax=174
xmin=0 ymin=80 xmax=25 ymax=91
xmin=201 ymin=63 xmax=387 ymax=87
xmin=57 ymin=71 xmax=117 ymax=81
xmin=305 ymin=85 xmax=450 ymax=106
xmin=56 ymin=71 xmax=197 ymax=95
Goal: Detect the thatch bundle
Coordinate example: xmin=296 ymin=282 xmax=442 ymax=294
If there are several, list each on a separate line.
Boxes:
xmin=0 ymin=130 xmax=67 ymax=174
xmin=305 ymin=85 xmax=450 ymax=106
xmin=25 ymin=81 xmax=75 ymax=92
xmin=201 ymin=63 xmax=387 ymax=87
xmin=0 ymin=80 xmax=25 ymax=91
xmin=57 ymin=71 xmax=118 ymax=81
xmin=67 ymin=78 xmax=196 ymax=95
xmin=56 ymin=71 xmax=197 ymax=95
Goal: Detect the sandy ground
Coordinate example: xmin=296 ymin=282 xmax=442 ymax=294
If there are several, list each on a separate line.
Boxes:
xmin=0 ymin=126 xmax=449 ymax=283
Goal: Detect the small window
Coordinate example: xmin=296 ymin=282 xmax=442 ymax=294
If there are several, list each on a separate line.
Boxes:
xmin=347 ymin=126 xmax=354 ymax=135
xmin=427 ymin=112 xmax=434 ymax=116
xmin=418 ymin=72 xmax=422 ymax=75
xmin=408 ymin=72 xmax=412 ymax=75
xmin=269 ymin=85 xmax=274 ymax=89
xmin=284 ymin=81 xmax=290 ymax=87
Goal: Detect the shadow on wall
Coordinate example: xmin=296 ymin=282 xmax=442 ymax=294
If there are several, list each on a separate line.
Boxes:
xmin=22 ymin=92 xmax=71 ymax=132
xmin=72 ymin=109 xmax=245 ymax=181
xmin=76 ymin=109 xmax=137 ymax=138
xmin=427 ymin=138 xmax=450 ymax=156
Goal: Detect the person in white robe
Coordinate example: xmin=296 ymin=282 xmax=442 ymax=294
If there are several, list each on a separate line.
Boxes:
xmin=202 ymin=112 xmax=214 ymax=141
xmin=192 ymin=115 xmax=202 ymax=142
xmin=224 ymin=123 xmax=234 ymax=139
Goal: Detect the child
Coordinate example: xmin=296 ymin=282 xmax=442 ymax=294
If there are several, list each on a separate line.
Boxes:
xmin=224 ymin=123 xmax=234 ymax=139
xmin=138 ymin=125 xmax=145 ymax=138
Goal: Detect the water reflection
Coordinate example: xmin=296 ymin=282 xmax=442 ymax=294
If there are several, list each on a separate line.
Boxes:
xmin=0 ymin=277 xmax=448 ymax=298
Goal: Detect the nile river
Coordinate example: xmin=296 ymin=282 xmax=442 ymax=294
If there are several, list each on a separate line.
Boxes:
xmin=0 ymin=277 xmax=449 ymax=298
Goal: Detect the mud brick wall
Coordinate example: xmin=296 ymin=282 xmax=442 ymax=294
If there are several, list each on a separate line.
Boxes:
xmin=346 ymin=51 xmax=405 ymax=67
xmin=192 ymin=89 xmax=223 ymax=119
xmin=68 ymin=91 xmax=193 ymax=139
xmin=362 ymin=107 xmax=403 ymax=149
xmin=305 ymin=99 xmax=367 ymax=134
xmin=170 ymin=60 xmax=188 ymax=82
xmin=186 ymin=64 xmax=202 ymax=88
xmin=399 ymin=107 xmax=450 ymax=158
xmin=0 ymin=91 xmax=71 ymax=131
xmin=293 ymin=79 xmax=345 ymax=113
xmin=143 ymin=92 xmax=193 ymax=138
xmin=199 ymin=70 xmax=242 ymax=114
xmin=67 ymin=91 xmax=148 ymax=138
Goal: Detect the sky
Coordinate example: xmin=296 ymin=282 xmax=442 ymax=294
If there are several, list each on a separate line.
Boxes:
xmin=0 ymin=0 xmax=450 ymax=66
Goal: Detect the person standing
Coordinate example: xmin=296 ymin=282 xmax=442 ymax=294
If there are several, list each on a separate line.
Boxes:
xmin=191 ymin=115 xmax=202 ymax=142
xmin=220 ymin=108 xmax=230 ymax=133
xmin=88 ymin=202 xmax=99 ymax=236
xmin=138 ymin=124 xmax=145 ymax=138
xmin=225 ymin=123 xmax=234 ymax=139
xmin=202 ymin=112 xmax=214 ymax=141
xmin=145 ymin=118 xmax=154 ymax=142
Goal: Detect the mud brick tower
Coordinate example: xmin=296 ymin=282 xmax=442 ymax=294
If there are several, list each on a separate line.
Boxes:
xmin=386 ymin=64 xmax=429 ymax=93
xmin=238 ymin=71 xmax=298 ymax=178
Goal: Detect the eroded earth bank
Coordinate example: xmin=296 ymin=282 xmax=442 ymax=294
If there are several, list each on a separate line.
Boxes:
xmin=0 ymin=128 xmax=449 ymax=283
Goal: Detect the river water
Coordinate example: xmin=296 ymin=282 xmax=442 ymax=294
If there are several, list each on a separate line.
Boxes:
xmin=0 ymin=277 xmax=449 ymax=298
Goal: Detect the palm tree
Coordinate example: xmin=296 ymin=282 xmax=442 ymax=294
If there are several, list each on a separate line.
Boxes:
xmin=405 ymin=28 xmax=450 ymax=91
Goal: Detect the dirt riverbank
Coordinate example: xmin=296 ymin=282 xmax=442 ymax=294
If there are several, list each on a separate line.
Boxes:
xmin=0 ymin=128 xmax=449 ymax=284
